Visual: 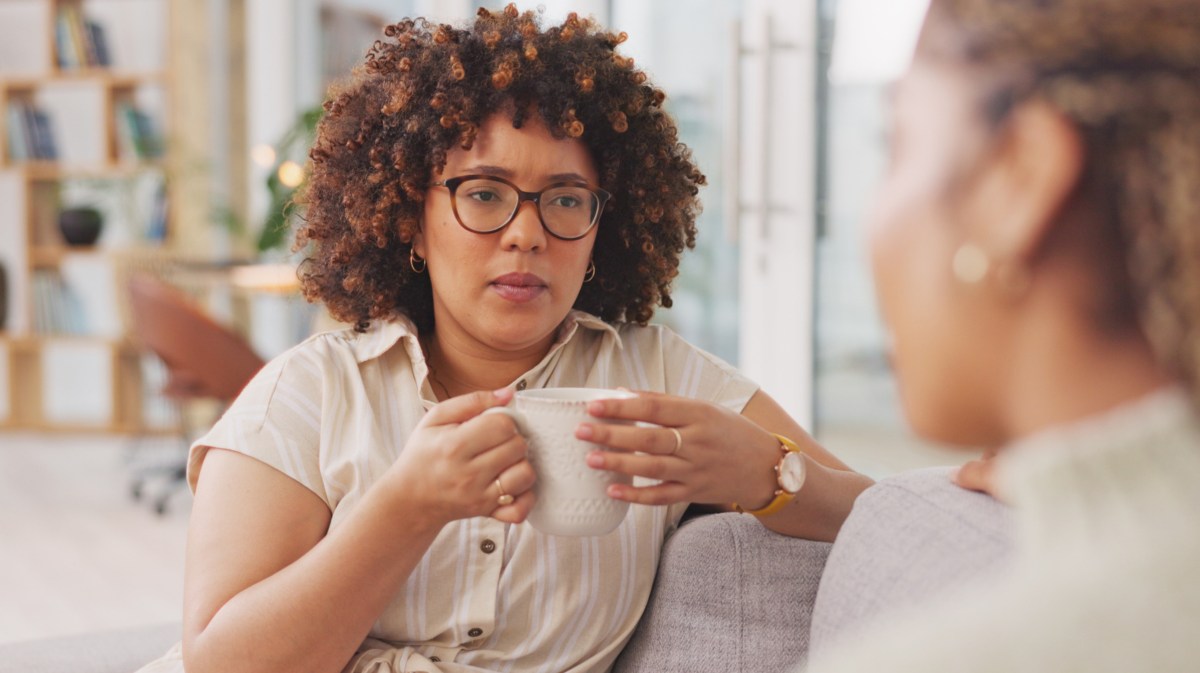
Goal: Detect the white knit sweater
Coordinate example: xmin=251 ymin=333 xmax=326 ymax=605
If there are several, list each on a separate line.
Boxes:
xmin=809 ymin=388 xmax=1200 ymax=673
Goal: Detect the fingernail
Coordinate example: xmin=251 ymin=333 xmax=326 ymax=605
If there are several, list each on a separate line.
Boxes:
xmin=587 ymin=400 xmax=606 ymax=415
xmin=576 ymin=423 xmax=594 ymax=440
xmin=586 ymin=452 xmax=605 ymax=468
xmin=607 ymin=484 xmax=625 ymax=499
xmin=493 ymin=387 xmax=511 ymax=398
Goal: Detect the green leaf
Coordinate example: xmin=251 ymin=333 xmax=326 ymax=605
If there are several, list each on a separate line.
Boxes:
xmin=255 ymin=104 xmax=325 ymax=253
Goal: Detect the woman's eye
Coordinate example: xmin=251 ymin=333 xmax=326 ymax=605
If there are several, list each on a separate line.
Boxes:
xmin=549 ymin=195 xmax=582 ymax=208
xmin=467 ymin=190 xmax=501 ymax=203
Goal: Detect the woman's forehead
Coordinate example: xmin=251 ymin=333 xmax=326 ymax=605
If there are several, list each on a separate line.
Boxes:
xmin=441 ymin=112 xmax=599 ymax=182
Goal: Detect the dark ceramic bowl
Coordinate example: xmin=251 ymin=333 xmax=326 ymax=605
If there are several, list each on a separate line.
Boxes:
xmin=59 ymin=207 xmax=104 ymax=246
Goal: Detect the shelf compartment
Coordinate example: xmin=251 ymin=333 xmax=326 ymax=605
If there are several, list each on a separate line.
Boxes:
xmin=17 ymin=162 xmax=165 ymax=179
xmin=30 ymin=244 xmax=102 ymax=268
xmin=1 ymin=71 xmax=167 ymax=90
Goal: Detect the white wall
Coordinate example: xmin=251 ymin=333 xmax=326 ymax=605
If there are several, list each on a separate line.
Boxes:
xmin=735 ymin=0 xmax=820 ymax=428
xmin=247 ymin=0 xmax=299 ymax=235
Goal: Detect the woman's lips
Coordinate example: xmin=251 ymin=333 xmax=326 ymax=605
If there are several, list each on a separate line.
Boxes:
xmin=490 ymin=272 xmax=547 ymax=303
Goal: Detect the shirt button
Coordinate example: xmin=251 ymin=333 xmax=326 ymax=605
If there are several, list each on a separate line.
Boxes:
xmin=480 ymin=539 xmax=497 ymax=554
xmin=515 ymin=379 xmax=527 ymax=391
xmin=468 ymin=627 xmax=483 ymax=638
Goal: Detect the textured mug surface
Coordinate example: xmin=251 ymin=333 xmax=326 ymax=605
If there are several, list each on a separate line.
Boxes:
xmin=486 ymin=387 xmax=636 ymax=536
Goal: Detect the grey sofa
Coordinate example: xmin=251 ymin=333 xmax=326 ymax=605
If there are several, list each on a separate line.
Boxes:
xmin=0 ymin=467 xmax=1011 ymax=673
xmin=615 ymin=466 xmax=1012 ymax=671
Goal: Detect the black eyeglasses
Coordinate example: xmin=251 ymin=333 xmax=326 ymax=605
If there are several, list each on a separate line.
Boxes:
xmin=431 ymin=175 xmax=611 ymax=241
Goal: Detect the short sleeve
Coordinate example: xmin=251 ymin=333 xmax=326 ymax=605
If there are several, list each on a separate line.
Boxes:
xmin=187 ymin=340 xmax=330 ymax=508
xmin=636 ymin=324 xmax=761 ymax=413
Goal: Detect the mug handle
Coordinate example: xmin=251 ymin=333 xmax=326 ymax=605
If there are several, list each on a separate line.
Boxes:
xmin=482 ymin=405 xmax=526 ymax=433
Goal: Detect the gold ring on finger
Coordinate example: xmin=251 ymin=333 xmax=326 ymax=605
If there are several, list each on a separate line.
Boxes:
xmin=668 ymin=427 xmax=683 ymax=456
xmin=495 ymin=478 xmax=514 ymax=507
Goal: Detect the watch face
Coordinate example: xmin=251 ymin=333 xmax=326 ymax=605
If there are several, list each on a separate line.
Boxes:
xmin=778 ymin=452 xmax=806 ymax=493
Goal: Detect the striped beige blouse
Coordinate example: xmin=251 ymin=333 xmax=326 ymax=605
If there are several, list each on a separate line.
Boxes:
xmin=155 ymin=310 xmax=758 ymax=673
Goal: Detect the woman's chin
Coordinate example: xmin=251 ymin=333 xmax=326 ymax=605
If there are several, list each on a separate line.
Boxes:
xmin=475 ymin=316 xmax=563 ymax=351
xmin=903 ymin=396 xmax=1001 ymax=450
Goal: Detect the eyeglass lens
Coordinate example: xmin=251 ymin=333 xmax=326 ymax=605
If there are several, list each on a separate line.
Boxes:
xmin=453 ymin=178 xmax=601 ymax=238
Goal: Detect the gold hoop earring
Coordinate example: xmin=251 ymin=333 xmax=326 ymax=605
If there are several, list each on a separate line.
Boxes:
xmin=584 ymin=260 xmax=596 ymax=283
xmin=409 ymin=248 xmax=426 ymax=274
xmin=952 ymin=243 xmax=1031 ymax=299
xmin=951 ymin=243 xmax=990 ymax=285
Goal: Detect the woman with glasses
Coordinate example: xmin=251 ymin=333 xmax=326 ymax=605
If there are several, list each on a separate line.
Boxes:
xmin=139 ymin=6 xmax=871 ymax=673
xmin=808 ymin=0 xmax=1200 ymax=671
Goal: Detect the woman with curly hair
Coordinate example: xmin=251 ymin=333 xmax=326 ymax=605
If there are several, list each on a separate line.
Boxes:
xmin=808 ymin=0 xmax=1200 ymax=671
xmin=138 ymin=6 xmax=870 ymax=673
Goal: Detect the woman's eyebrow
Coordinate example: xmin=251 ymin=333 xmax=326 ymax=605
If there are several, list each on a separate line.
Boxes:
xmin=545 ymin=172 xmax=590 ymax=183
xmin=460 ymin=164 xmax=515 ymax=178
xmin=458 ymin=165 xmax=591 ymax=184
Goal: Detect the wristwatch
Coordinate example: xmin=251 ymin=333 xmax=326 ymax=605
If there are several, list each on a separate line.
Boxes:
xmin=733 ymin=434 xmax=807 ymax=517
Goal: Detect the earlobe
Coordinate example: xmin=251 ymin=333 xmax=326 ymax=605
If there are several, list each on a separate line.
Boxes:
xmin=411 ymin=230 xmax=426 ymax=259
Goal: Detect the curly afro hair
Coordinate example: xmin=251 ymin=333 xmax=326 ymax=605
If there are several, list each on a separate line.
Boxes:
xmin=295 ymin=3 xmax=707 ymax=334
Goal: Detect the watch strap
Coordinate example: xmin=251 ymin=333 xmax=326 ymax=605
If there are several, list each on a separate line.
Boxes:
xmin=733 ymin=434 xmax=803 ymax=517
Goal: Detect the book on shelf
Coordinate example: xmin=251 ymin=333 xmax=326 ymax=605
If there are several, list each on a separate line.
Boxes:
xmin=86 ymin=20 xmax=112 ymax=67
xmin=145 ymin=180 xmax=169 ymax=242
xmin=54 ymin=10 xmax=80 ymax=69
xmin=5 ymin=101 xmax=58 ymax=161
xmin=115 ymin=102 xmax=164 ymax=161
xmin=31 ymin=270 xmax=89 ymax=336
xmin=27 ymin=107 xmax=59 ymax=160
xmin=5 ymin=104 xmax=30 ymax=161
xmin=55 ymin=6 xmax=111 ymax=69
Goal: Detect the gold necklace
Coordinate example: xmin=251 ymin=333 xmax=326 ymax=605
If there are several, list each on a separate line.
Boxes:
xmin=420 ymin=335 xmax=450 ymax=401
xmin=422 ymin=336 xmax=481 ymax=401
xmin=427 ymin=364 xmax=453 ymax=401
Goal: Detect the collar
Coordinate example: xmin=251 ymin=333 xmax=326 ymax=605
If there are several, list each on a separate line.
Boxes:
xmin=995 ymin=386 xmax=1200 ymax=555
xmin=341 ymin=309 xmax=623 ymax=365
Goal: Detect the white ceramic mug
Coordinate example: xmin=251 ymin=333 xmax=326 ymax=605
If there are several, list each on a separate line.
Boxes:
xmin=484 ymin=387 xmax=637 ymax=536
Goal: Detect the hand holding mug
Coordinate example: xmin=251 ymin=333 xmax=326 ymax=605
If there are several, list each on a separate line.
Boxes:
xmin=484 ymin=388 xmax=638 ymax=536
xmin=578 ymin=391 xmax=781 ymax=510
xmin=386 ymin=387 xmax=538 ymax=526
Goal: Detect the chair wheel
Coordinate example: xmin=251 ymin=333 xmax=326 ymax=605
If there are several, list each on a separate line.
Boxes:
xmin=131 ymin=482 xmax=144 ymax=501
xmin=155 ymin=499 xmax=169 ymax=516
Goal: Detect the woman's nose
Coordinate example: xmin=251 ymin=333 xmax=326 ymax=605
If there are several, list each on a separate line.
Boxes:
xmin=500 ymin=200 xmax=546 ymax=252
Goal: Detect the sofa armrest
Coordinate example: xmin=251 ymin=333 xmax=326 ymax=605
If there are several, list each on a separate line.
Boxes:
xmin=809 ymin=467 xmax=1013 ymax=659
xmin=0 ymin=622 xmax=179 ymax=673
xmin=613 ymin=512 xmax=831 ymax=673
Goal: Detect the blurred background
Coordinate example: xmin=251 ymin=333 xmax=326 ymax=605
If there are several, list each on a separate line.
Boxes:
xmin=0 ymin=0 xmax=954 ymax=645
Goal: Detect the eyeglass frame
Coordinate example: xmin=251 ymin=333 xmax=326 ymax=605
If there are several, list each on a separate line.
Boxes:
xmin=430 ymin=174 xmax=612 ymax=241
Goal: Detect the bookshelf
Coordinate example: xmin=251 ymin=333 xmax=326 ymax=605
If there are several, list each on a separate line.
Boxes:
xmin=0 ymin=0 xmax=193 ymax=433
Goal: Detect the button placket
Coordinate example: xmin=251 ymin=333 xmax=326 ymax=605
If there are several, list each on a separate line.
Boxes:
xmin=462 ymin=519 xmax=505 ymax=649
xmin=424 ymin=645 xmax=459 ymax=666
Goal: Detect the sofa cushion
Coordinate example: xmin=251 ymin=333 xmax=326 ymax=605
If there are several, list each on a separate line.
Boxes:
xmin=0 ymin=622 xmax=179 ymax=673
xmin=613 ymin=512 xmax=832 ymax=673
xmin=4 ymin=514 xmax=833 ymax=673
xmin=0 ymin=470 xmax=1008 ymax=673
xmin=809 ymin=467 xmax=1013 ymax=658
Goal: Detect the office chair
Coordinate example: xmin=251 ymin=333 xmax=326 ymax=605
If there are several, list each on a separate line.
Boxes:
xmin=125 ymin=273 xmax=265 ymax=514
